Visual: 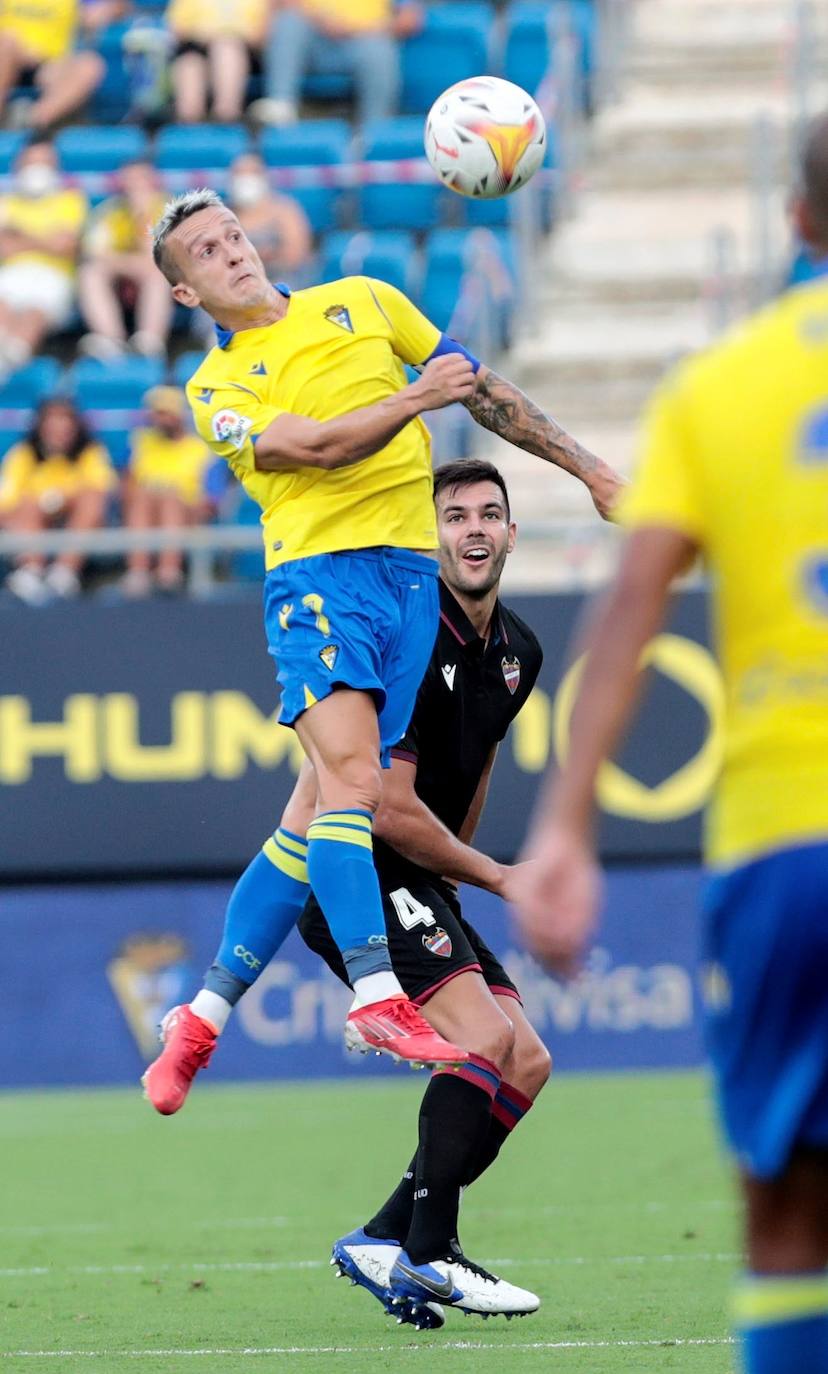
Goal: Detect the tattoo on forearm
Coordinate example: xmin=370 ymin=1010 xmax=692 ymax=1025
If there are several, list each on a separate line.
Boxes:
xmin=464 ymin=369 xmax=599 ymax=479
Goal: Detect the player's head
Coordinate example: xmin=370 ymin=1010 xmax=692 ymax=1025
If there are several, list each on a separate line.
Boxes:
xmin=792 ymin=112 xmax=828 ymax=250
xmin=433 ymin=459 xmax=516 ymax=599
xmin=151 ymin=189 xmax=272 ymax=317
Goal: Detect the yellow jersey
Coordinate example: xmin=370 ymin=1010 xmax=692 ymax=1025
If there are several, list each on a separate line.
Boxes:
xmin=129 ymin=428 xmax=212 ymax=505
xmin=621 ymin=277 xmax=828 ymax=868
xmin=187 ymin=277 xmax=441 ymax=570
xmin=85 ymin=193 xmax=167 ymax=257
xmin=0 ymin=188 xmax=87 ymax=278
xmin=0 ymin=0 xmax=76 ymax=61
xmin=303 ymin=0 xmax=392 ymax=31
xmin=0 ymin=441 xmax=113 ymax=512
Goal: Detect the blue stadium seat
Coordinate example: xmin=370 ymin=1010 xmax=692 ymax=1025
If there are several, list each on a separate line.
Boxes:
xmin=401 ymin=3 xmax=495 ymax=115
xmin=421 ymin=227 xmax=514 ymax=338
xmin=155 ymin=124 xmax=251 ymax=173
xmin=92 ymin=424 xmax=132 ymax=469
xmin=0 ymin=358 xmax=62 ymax=411
xmin=359 ymin=118 xmax=444 ymax=232
xmin=0 ymin=131 xmax=26 ymax=174
xmin=504 ymin=1 xmax=596 ymax=111
xmin=303 ymin=73 xmax=353 ymax=103
xmin=319 ymin=230 xmax=418 ymax=296
xmin=258 ymin=120 xmax=350 ymax=235
xmin=56 ymin=125 xmax=150 ymax=174
xmin=90 ymin=22 xmax=133 ymax=123
xmin=173 ymin=350 xmax=208 ymax=388
xmin=66 ymin=357 xmax=165 ymax=410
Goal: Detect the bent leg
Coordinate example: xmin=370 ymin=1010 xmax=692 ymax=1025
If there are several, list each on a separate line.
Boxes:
xmin=31 ymin=51 xmax=104 ymax=127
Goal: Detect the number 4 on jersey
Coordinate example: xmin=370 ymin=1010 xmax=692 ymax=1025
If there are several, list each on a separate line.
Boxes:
xmin=390 ymin=887 xmax=436 ymax=930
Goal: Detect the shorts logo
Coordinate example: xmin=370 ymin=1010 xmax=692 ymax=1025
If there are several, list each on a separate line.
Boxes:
xmin=279 ymin=603 xmax=294 ymax=631
xmin=195 ymin=387 xmax=214 ymax=404
xmin=501 ymin=655 xmax=521 ymax=694
xmin=422 ymin=927 xmax=452 ymax=959
xmin=319 ymin=643 xmax=339 ymax=671
xmin=324 ymin=304 xmax=354 ymax=333
xmin=211 ymin=408 xmax=253 ymax=450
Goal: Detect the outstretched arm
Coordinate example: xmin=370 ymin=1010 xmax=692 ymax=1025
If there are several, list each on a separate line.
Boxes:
xmin=464 ymin=365 xmax=624 ymax=520
xmin=254 ymin=354 xmax=475 ymax=471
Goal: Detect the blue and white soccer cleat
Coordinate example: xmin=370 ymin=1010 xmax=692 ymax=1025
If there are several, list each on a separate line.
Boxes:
xmin=330 ymin=1227 xmax=445 ymax=1331
xmin=389 ymin=1248 xmax=540 ymax=1319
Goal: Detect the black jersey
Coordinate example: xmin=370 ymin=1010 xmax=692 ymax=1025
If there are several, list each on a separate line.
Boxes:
xmin=373 ymin=577 xmax=543 ymax=879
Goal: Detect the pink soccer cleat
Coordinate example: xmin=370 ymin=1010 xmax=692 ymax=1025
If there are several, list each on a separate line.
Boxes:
xmin=141 ymin=1004 xmax=218 ymax=1115
xmin=345 ymin=994 xmax=468 ymax=1068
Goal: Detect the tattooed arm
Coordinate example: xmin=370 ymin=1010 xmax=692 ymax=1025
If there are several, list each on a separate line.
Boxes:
xmin=463 ymin=365 xmax=624 ymax=520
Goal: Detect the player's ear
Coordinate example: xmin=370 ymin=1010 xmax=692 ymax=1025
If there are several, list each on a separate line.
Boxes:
xmin=507 ymin=520 xmax=517 ymax=554
xmin=171 ymin=281 xmax=201 ymax=310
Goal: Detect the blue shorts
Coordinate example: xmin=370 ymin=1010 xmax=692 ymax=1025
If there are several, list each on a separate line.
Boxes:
xmin=263 ymin=547 xmax=439 ymax=766
xmin=702 ymin=840 xmax=828 ymax=1179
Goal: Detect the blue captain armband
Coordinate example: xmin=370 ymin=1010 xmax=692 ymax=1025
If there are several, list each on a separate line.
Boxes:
xmin=422 ymin=334 xmax=482 ymax=374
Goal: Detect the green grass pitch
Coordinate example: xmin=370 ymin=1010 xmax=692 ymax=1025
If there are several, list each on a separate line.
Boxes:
xmin=0 ymin=1071 xmax=739 ymax=1374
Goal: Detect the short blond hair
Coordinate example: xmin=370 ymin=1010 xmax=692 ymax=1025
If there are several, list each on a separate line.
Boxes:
xmin=152 ymin=188 xmax=224 ymax=283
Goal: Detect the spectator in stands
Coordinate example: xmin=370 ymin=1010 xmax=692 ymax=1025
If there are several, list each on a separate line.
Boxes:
xmin=0 ymin=141 xmax=87 ymax=381
xmin=120 ymin=385 xmax=214 ymax=597
xmin=228 ymin=152 xmax=314 ymax=288
xmin=0 ymin=0 xmax=121 ymax=130
xmin=78 ymin=160 xmax=171 ymax=362
xmin=166 ymin=0 xmax=269 ymax=123
xmin=250 ymin=0 xmax=422 ymax=127
xmin=0 ymin=397 xmax=113 ymax=604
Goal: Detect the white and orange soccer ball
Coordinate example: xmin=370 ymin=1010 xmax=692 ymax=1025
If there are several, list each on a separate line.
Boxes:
xmin=424 ymin=76 xmax=546 ymax=199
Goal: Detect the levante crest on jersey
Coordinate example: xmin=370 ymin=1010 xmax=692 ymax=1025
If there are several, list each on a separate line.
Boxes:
xmin=324 ymin=304 xmax=354 ymax=333
xmin=422 ymin=927 xmax=452 ymax=958
xmin=501 ymin=656 xmax=521 ymax=694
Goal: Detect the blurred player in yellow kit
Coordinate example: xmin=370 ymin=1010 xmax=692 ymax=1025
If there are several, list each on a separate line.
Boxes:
xmin=515 ymin=115 xmax=828 ymax=1374
xmin=143 ymin=186 xmax=622 ymax=1111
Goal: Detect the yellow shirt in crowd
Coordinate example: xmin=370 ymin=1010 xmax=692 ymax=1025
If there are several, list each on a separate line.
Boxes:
xmin=0 ymin=188 xmax=87 ymax=278
xmin=85 ymin=193 xmax=168 ymax=257
xmin=166 ymin=0 xmax=269 ymax=44
xmin=621 ymin=277 xmax=828 ymax=869
xmin=0 ymin=442 xmax=114 ymax=512
xmin=0 ymin=0 xmax=77 ymax=62
xmin=129 ymin=428 xmax=213 ymax=505
xmin=302 ymin=0 xmax=392 ymax=31
xmin=188 ymin=277 xmax=441 ymax=571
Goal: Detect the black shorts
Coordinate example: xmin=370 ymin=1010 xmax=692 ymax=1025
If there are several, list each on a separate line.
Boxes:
xmin=298 ymin=862 xmax=520 ymax=1007
xmin=173 ymin=40 xmax=262 ymax=72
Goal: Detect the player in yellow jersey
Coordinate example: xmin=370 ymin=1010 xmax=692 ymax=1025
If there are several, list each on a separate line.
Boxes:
xmin=514 ymin=114 xmax=828 ymax=1374
xmin=142 ymin=187 xmax=621 ymax=1110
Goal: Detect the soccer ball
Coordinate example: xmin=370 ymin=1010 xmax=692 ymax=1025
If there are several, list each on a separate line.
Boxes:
xmin=425 ymin=76 xmax=546 ymax=199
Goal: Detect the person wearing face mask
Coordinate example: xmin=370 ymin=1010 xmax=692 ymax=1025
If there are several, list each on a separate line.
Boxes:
xmin=120 ymin=385 xmax=215 ymax=597
xmin=0 ymin=397 xmax=114 ymax=604
xmin=0 ymin=141 xmax=87 ymax=380
xmin=228 ymin=152 xmax=314 ymax=289
xmin=78 ymin=160 xmax=171 ymax=362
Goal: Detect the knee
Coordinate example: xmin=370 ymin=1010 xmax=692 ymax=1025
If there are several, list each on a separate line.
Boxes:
xmin=507 ymin=1028 xmax=552 ymax=1099
xmin=318 ymin=756 xmax=383 ymax=815
xmin=470 ymin=1008 xmax=515 ymax=1073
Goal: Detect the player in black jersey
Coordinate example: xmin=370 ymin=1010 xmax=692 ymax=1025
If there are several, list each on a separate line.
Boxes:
xmin=299 ymin=459 xmax=551 ymax=1326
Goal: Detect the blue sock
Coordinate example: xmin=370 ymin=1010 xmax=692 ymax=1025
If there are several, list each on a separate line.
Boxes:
xmin=205 ymin=828 xmax=310 ymax=1003
xmin=734 ymin=1272 xmax=828 ymax=1372
xmin=305 ymin=809 xmax=393 ymax=981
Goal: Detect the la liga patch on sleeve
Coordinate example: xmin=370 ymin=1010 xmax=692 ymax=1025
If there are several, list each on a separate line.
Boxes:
xmin=211 ymin=409 xmax=253 ymax=449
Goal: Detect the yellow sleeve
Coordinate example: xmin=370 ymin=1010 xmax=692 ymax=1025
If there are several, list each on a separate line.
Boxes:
xmin=619 ymin=370 xmax=707 ymax=545
xmin=78 ymin=444 xmax=115 ymax=492
xmin=57 ymin=190 xmax=88 ymax=236
xmin=189 ymin=382 xmax=285 ymax=472
xmin=0 ymin=445 xmax=31 ymax=511
xmin=365 ymin=278 xmax=442 ymax=366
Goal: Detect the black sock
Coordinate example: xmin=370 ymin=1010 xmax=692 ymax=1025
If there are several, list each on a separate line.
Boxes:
xmin=364 ymin=1154 xmax=418 ymax=1242
xmin=467 ymin=1080 xmax=535 ymax=1185
xmin=403 ymin=1057 xmax=500 ymax=1265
